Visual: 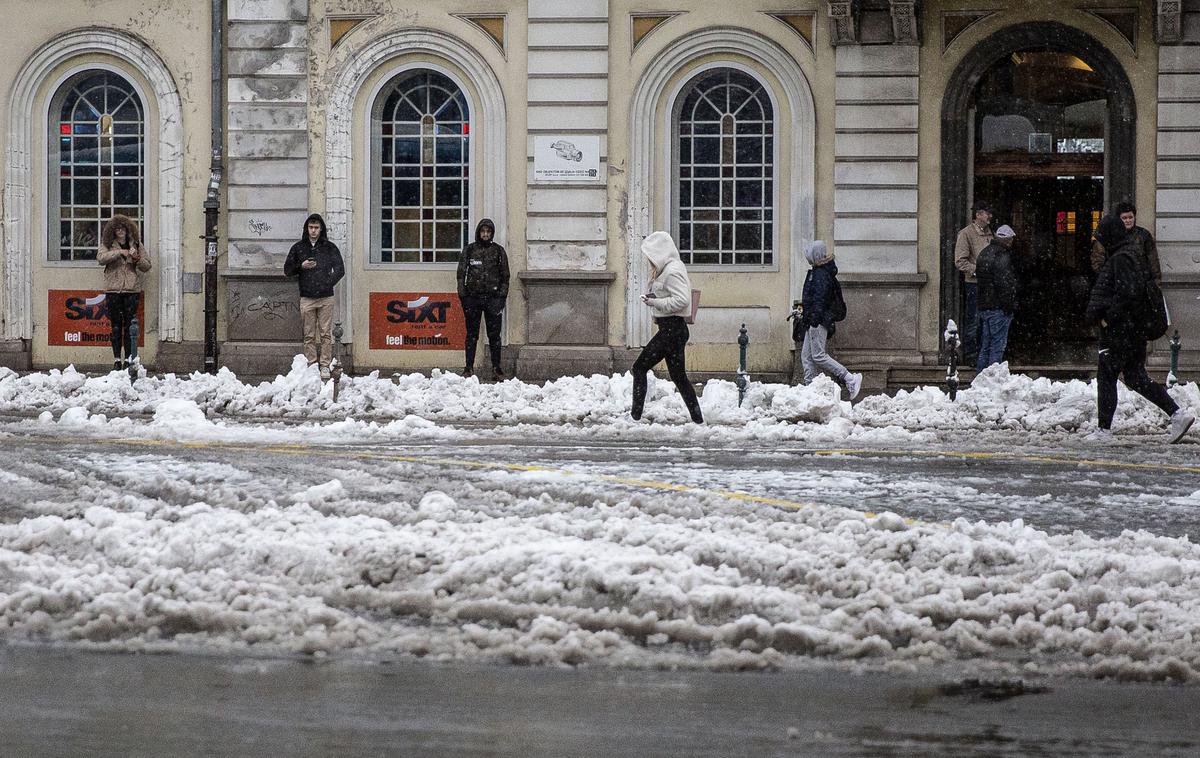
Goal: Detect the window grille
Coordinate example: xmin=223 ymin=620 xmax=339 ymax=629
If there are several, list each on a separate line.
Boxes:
xmin=372 ymin=70 xmax=470 ymax=264
xmin=51 ymin=71 xmax=144 ymax=262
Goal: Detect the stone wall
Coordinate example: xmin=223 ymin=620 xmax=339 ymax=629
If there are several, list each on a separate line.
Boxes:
xmin=226 ymin=0 xmax=310 ymax=271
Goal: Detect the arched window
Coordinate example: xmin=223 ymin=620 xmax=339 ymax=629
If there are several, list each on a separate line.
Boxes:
xmin=49 ymin=70 xmax=145 ymax=262
xmin=674 ymin=68 xmax=774 ymax=266
xmin=371 ymin=69 xmax=470 ymax=264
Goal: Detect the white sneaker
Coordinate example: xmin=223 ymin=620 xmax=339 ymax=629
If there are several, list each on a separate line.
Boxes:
xmin=320 ymin=367 xmax=331 ymax=381
xmin=1085 ymin=428 xmax=1115 ymax=443
xmin=1166 ymin=410 xmax=1195 ymax=444
xmin=844 ymin=372 xmax=863 ymax=401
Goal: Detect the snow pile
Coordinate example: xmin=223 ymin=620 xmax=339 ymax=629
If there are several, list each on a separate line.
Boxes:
xmin=0 ymin=359 xmax=1196 ymax=440
xmin=2 ymin=460 xmax=1198 ymax=681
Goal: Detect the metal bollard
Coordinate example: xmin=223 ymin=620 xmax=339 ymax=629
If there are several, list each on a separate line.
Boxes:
xmin=331 ymin=321 xmax=344 ymax=401
xmin=736 ymin=323 xmax=749 ymax=406
xmin=1168 ymin=329 xmax=1181 ymax=387
xmin=944 ymin=319 xmax=960 ymax=402
xmin=127 ymin=316 xmax=140 ymax=381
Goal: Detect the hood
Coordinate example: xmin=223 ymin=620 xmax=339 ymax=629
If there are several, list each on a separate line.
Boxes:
xmin=641 ymin=231 xmax=680 ymax=271
xmin=474 ymin=218 xmax=496 ymax=245
xmin=804 ymin=240 xmax=833 ymax=266
xmin=301 ymin=213 xmax=328 ymax=243
xmin=1093 ymin=214 xmax=1128 ymax=252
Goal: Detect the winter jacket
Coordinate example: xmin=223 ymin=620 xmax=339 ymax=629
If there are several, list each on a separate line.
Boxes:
xmin=284 ymin=239 xmax=345 ymax=298
xmin=954 ymin=222 xmax=993 ymax=283
xmin=975 ymin=241 xmax=1018 ymax=313
xmin=457 ymin=219 xmax=510 ymax=300
xmin=1090 ymin=226 xmax=1161 ymax=283
xmin=801 ymin=242 xmax=842 ymax=335
xmin=641 ymin=231 xmax=693 ymax=319
xmin=1087 ymin=221 xmax=1149 ymax=355
xmin=97 ymin=244 xmax=152 ymax=293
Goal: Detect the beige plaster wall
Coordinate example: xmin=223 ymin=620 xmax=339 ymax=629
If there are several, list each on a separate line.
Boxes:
xmin=0 ymin=1 xmax=212 ymax=367
xmin=608 ymin=1 xmax=827 ymax=374
xmin=308 ymin=1 xmax=527 ymax=370
xmin=917 ymin=0 xmax=1160 ymax=356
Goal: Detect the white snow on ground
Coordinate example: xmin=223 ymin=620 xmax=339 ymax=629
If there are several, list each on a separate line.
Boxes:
xmin=1 ymin=358 xmax=1197 ymax=445
xmin=1 ymin=452 xmax=1199 ymax=682
xmin=1 ymin=360 xmax=1199 ymax=681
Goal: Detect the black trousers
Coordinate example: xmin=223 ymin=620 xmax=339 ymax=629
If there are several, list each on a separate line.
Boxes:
xmin=1097 ymin=343 xmax=1178 ymax=429
xmin=462 ymin=295 xmax=504 ymax=370
xmin=632 ymin=316 xmax=703 ymax=423
xmin=106 ymin=292 xmax=140 ymax=361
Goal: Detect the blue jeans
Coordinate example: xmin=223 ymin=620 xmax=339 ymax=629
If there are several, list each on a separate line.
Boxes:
xmin=976 ymin=309 xmax=1014 ymax=372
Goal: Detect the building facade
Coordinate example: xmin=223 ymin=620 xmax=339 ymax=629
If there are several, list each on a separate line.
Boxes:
xmin=2 ymin=0 xmax=1198 ymax=383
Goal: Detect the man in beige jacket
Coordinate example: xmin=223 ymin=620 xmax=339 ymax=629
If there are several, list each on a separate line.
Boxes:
xmin=954 ymin=204 xmax=993 ymax=362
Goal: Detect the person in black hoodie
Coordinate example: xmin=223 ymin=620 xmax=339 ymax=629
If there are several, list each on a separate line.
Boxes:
xmin=456 ymin=218 xmax=510 ymax=380
xmin=1086 ymin=213 xmax=1193 ymax=443
xmin=284 ymin=213 xmax=345 ymax=380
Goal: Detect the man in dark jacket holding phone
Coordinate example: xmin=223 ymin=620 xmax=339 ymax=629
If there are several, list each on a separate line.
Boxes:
xmin=284 ymin=213 xmax=345 ymax=380
xmin=456 ymin=218 xmax=510 ymax=380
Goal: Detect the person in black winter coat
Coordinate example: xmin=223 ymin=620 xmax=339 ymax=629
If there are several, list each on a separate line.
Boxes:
xmin=283 ymin=213 xmax=345 ymax=379
xmin=799 ymin=241 xmax=862 ymax=400
xmin=974 ymin=224 xmax=1019 ymax=372
xmin=456 ymin=218 xmax=510 ymax=380
xmin=1086 ymin=214 xmax=1193 ymax=443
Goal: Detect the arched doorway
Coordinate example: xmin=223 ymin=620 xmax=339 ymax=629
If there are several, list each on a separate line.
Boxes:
xmin=940 ymin=23 xmax=1135 ymax=366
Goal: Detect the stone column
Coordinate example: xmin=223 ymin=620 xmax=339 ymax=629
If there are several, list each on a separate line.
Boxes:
xmin=1154 ymin=1 xmax=1200 ymax=368
xmin=222 ymin=0 xmax=310 ymax=373
xmin=831 ymin=45 xmax=925 ymax=367
xmin=518 ymin=0 xmax=615 ymax=379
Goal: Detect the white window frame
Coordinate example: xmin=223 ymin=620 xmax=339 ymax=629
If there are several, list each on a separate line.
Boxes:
xmin=43 ymin=62 xmax=151 ymax=269
xmin=46 ymin=65 xmax=148 ymax=266
xmin=662 ymin=61 xmax=781 ymax=274
xmin=362 ymin=61 xmax=476 ymax=272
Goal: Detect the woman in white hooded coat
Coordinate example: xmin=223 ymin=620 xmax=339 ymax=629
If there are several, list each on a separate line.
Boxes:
xmin=631 ymin=231 xmax=703 ymax=423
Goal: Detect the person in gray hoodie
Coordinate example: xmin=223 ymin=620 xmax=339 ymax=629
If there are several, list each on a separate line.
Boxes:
xmin=800 ymin=240 xmax=862 ymax=400
xmin=631 ymin=231 xmax=703 ymax=423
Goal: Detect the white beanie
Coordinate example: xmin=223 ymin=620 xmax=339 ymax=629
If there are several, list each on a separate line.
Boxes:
xmin=804 ymin=240 xmax=832 ymax=266
xmin=995 ymin=224 xmax=1015 ymax=239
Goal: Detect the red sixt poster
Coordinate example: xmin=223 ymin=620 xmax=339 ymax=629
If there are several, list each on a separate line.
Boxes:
xmin=48 ymin=290 xmax=145 ymax=347
xmin=368 ymin=292 xmax=466 ymax=350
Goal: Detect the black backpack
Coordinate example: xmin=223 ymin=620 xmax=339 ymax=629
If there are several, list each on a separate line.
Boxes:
xmin=829 ymin=279 xmax=847 ymax=323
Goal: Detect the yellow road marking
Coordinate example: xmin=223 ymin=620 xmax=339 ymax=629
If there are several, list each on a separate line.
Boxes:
xmin=811 ymin=448 xmax=1200 ymax=475
xmin=41 ymin=434 xmax=1200 ymax=531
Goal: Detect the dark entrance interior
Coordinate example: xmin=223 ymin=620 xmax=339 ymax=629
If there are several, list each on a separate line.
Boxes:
xmin=940 ymin=23 xmax=1136 ymax=369
xmin=971 ymin=52 xmax=1107 ymax=365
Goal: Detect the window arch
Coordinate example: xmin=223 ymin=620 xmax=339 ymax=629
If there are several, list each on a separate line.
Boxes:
xmin=370 ymin=68 xmax=470 ymax=264
xmin=673 ymin=67 xmax=774 ymax=267
xmin=49 ymin=69 xmax=145 ymax=262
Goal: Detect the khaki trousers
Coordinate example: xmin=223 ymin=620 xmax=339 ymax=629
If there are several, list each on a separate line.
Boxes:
xmin=300 ymin=295 xmax=335 ymax=369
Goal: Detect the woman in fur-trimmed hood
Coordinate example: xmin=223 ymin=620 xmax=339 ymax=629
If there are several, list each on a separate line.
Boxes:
xmin=97 ymin=214 xmax=152 ymax=370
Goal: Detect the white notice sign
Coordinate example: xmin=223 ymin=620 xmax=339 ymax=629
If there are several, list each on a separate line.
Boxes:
xmin=533 ymin=135 xmax=602 ymax=182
